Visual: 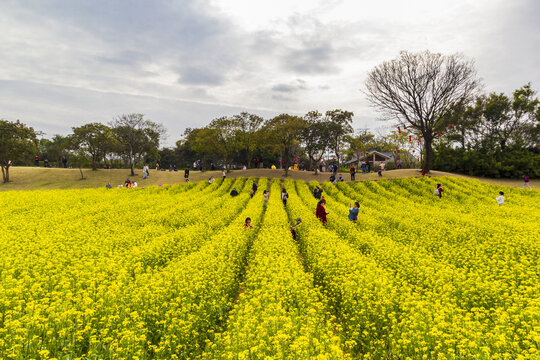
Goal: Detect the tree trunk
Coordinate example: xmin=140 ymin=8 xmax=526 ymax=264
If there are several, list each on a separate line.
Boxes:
xmin=130 ymin=147 xmax=135 ymax=176
xmin=92 ymin=157 xmax=98 ymax=171
xmin=1 ymin=165 xmax=9 ymax=183
xmin=79 ymin=166 xmax=85 ymax=179
xmin=423 ymin=136 xmax=433 ymax=171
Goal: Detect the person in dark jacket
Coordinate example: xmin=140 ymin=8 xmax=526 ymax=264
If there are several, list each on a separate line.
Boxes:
xmin=316 ymin=200 xmax=328 ymax=225
xmin=290 ymin=218 xmax=302 ymax=240
xmin=281 ymin=189 xmax=288 ymax=205
xmin=313 ymin=186 xmax=322 ymax=199
xmin=230 ymin=188 xmax=239 ymax=197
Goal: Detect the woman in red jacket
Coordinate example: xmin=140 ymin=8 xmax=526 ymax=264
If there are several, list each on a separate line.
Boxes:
xmin=316 ymin=200 xmax=329 ymax=225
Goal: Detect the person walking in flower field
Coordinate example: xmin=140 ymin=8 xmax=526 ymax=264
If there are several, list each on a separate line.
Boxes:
xmin=252 ymin=181 xmax=258 ymax=193
xmin=496 ymin=191 xmax=505 ymax=206
xmin=316 ymin=200 xmax=329 ymax=225
xmin=522 ymin=174 xmax=531 ymax=189
xmin=290 ymin=217 xmax=302 ymax=240
xmin=281 ymin=189 xmax=289 ymax=206
xmin=263 ymin=190 xmax=269 ymax=203
xmin=244 ymin=217 xmax=253 ymax=229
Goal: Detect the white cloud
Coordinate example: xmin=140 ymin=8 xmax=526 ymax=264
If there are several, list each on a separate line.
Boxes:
xmin=0 ymin=0 xmax=538 ymax=145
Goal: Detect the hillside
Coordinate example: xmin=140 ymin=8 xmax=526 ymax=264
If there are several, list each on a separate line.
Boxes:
xmin=0 ymin=166 xmax=537 ymax=191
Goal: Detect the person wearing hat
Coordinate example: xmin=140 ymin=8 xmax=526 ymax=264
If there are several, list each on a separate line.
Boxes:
xmin=290 ymin=218 xmax=302 ymax=240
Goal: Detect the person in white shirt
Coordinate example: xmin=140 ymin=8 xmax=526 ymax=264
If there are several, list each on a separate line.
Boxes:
xmin=142 ymin=165 xmax=149 ymax=179
xmin=496 ymin=191 xmax=504 ymax=206
xmin=132 ymin=182 xmax=138 ymax=188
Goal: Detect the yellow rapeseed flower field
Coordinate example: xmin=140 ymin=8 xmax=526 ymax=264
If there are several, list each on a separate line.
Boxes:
xmin=0 ymin=176 xmax=538 ymax=359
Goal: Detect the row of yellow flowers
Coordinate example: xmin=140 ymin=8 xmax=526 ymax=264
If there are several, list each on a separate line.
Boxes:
xmin=301 ymin=177 xmax=538 ymax=359
xmin=0 ymin=178 xmax=258 ymax=359
xmin=203 ymin=179 xmax=344 ymax=359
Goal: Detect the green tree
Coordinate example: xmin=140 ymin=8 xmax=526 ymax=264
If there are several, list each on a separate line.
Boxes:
xmin=206 ymin=117 xmax=243 ymax=172
xmin=475 ymin=84 xmax=539 ymax=151
xmin=111 ymin=114 xmax=165 ymax=176
xmin=325 ymin=109 xmax=354 ymax=167
xmin=365 ymin=50 xmax=480 ymax=172
xmin=70 ymin=123 xmax=115 ymax=171
xmin=346 ymin=129 xmax=375 ymax=166
xmin=38 ymin=135 xmax=69 ymax=167
xmin=301 ymin=111 xmax=330 ymax=173
xmin=264 ymin=114 xmax=307 ymax=176
xmin=187 ymin=127 xmax=221 ymax=170
xmin=0 ymin=119 xmax=38 ymax=183
xmin=233 ymin=112 xmax=264 ymax=168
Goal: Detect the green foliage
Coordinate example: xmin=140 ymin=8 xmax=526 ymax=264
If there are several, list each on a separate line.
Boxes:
xmin=70 ymin=123 xmax=116 ymax=171
xmin=325 ymin=109 xmax=354 ymax=166
xmin=111 ymin=114 xmax=165 ymax=175
xmin=0 ymin=119 xmax=38 ymax=182
xmin=433 ymin=145 xmax=540 ymax=178
xmin=264 ymin=114 xmax=307 ymax=175
xmin=301 ymin=111 xmax=330 ymax=170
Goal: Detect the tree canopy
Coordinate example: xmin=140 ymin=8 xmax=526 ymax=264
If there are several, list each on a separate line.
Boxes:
xmin=0 ymin=119 xmax=38 ymax=183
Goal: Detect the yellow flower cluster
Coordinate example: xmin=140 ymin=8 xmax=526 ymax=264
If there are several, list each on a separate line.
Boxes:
xmin=203 ymin=179 xmax=344 ymax=359
xmin=0 ymin=176 xmax=537 ymax=359
xmin=288 ymin=176 xmax=539 ymax=359
xmin=0 ymin=178 xmax=263 ymax=359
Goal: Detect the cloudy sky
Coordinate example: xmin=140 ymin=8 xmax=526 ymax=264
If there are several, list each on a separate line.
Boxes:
xmin=1 ymin=0 xmax=539 ymax=146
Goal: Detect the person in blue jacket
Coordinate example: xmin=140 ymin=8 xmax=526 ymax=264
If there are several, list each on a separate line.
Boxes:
xmin=348 ymin=202 xmax=360 ymax=221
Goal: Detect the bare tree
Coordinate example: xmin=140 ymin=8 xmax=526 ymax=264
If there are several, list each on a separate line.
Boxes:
xmin=365 ymin=50 xmax=480 ymax=171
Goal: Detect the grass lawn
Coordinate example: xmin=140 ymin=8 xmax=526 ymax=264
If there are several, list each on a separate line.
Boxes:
xmin=0 ymin=166 xmax=537 ymax=191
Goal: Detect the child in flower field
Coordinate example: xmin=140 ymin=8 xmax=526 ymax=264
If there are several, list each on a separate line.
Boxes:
xmin=230 ymin=188 xmax=238 ymax=197
xmin=281 ymin=189 xmax=289 ymax=206
xmin=244 ymin=217 xmax=253 ymax=229
xmin=316 ymin=200 xmax=329 ymax=225
xmin=263 ymin=190 xmax=269 ymax=203
xmin=290 ymin=218 xmax=302 ymax=240
xmin=434 ymin=184 xmax=444 ymax=198
xmin=496 ymin=191 xmax=505 ymax=206
xmin=348 ymin=202 xmax=360 ymax=221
